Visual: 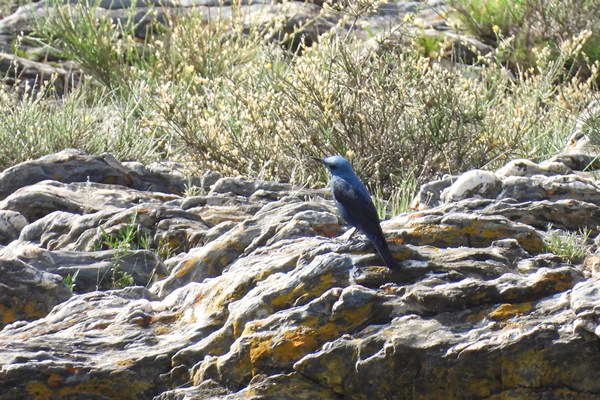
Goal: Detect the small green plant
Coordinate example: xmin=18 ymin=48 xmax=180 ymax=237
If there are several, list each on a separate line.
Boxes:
xmin=411 ymin=31 xmax=445 ymax=59
xmin=373 ymin=170 xmax=420 ymax=219
xmin=94 ymin=211 xmax=174 ymax=289
xmin=64 ymin=269 xmax=80 ymax=291
xmin=111 ymin=265 xmax=135 ymax=289
xmin=184 ymin=176 xmax=203 ymax=197
xmin=96 ymin=212 xmax=148 ymax=254
xmin=154 ymin=238 xmax=174 ymax=261
xmin=449 ymin=0 xmax=526 ymax=43
xmin=544 ymin=226 xmax=592 ymax=264
xmin=95 ymin=212 xmax=147 ymax=289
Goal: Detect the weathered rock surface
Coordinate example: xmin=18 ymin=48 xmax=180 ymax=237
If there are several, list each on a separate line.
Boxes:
xmin=1 ymin=241 xmax=167 ymax=292
xmin=1 ymin=146 xmax=600 ymax=399
xmin=0 ymin=148 xmax=191 ymax=200
xmin=0 ymin=257 xmax=71 ymax=329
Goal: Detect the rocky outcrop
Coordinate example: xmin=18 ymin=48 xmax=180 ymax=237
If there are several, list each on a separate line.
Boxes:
xmin=1 ymin=134 xmax=600 ymax=398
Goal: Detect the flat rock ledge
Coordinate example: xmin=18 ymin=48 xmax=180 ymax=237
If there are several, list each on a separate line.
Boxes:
xmin=2 ymin=146 xmax=600 ymax=399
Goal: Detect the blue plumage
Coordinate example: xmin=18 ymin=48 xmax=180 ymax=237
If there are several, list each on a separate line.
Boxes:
xmin=313 ymin=155 xmax=398 ymax=269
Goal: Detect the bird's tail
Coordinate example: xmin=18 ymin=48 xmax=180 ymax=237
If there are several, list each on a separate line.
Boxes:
xmin=370 ymin=234 xmax=398 ymax=269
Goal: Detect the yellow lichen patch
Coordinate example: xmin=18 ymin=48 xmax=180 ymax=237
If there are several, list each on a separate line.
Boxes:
xmin=116 ymin=359 xmax=134 ymax=367
xmin=456 ymin=221 xmax=543 ymax=253
xmin=336 ymin=302 xmax=373 ymax=327
xmin=463 ymin=376 xmax=496 ymax=398
xmin=247 ymin=302 xmax=373 ymax=374
xmin=252 ymin=268 xmax=275 ymax=283
xmin=404 ymin=220 xmax=544 ymax=253
xmin=0 ymin=299 xmax=48 ymax=327
xmin=426 ymin=363 xmax=499 ymax=400
xmin=0 ymin=304 xmax=16 ymax=325
xmin=391 ymin=236 xmax=406 ymax=244
xmin=406 ymin=211 xmax=428 ymax=220
xmin=25 ymin=376 xmax=153 ymax=400
xmin=532 ymin=269 xmax=576 ymax=293
xmin=388 ymin=244 xmax=414 ymax=260
xmin=465 ymin=308 xmax=489 ymax=323
xmin=166 ymin=236 xmax=183 ymax=251
xmin=500 ymin=347 xmax=552 ymax=388
xmin=489 ymin=302 xmax=532 ymax=322
xmin=150 ymin=311 xmax=181 ymax=326
xmin=408 ymin=222 xmax=446 ymax=241
xmin=22 ymin=301 xmax=47 ymax=320
xmin=257 ymin=327 xmax=319 ymax=366
xmin=270 ymin=273 xmax=335 ymax=310
xmin=153 ymin=325 xmax=174 ymax=335
xmin=174 ymin=257 xmax=199 ymax=278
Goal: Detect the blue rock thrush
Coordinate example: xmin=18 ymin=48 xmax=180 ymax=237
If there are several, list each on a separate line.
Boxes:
xmin=313 ymin=155 xmax=398 ymax=269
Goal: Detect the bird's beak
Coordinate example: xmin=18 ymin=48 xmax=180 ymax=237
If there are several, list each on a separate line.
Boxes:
xmin=311 ymin=156 xmax=325 ymax=165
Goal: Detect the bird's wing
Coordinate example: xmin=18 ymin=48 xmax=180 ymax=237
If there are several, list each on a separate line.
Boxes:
xmin=331 ymin=178 xmax=383 ymax=236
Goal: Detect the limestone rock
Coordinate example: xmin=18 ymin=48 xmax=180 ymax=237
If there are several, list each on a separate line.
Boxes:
xmin=549 ymin=153 xmax=600 ymax=172
xmin=414 ymin=158 xmax=600 ymax=210
xmin=496 ymin=158 xmax=572 ymax=177
xmin=0 ymin=287 xmax=170 ymax=398
xmin=499 ymin=174 xmax=600 ymax=205
xmin=0 ymin=150 xmax=600 ymax=399
xmin=478 ymin=198 xmax=600 ymax=231
xmin=19 ymin=209 xmax=121 ymax=249
xmin=0 ymin=179 xmax=178 ymax=222
xmin=294 ymin=287 xmax=599 ymax=400
xmin=440 ymin=169 xmax=501 ymax=203
xmin=411 ymin=174 xmax=456 ymax=210
xmin=0 ymin=241 xmax=167 ymax=292
xmin=151 ymin=198 xmax=340 ymax=297
xmin=0 ymin=210 xmax=28 ymax=244
xmin=0 ymin=258 xmax=71 ymax=329
xmin=0 ymin=52 xmax=80 ymax=96
xmin=388 ymin=211 xmax=544 ymax=253
xmin=0 ymin=149 xmax=192 ymax=201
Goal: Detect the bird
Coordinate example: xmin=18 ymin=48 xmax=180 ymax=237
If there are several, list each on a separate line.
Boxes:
xmin=312 ymin=155 xmax=398 ymax=269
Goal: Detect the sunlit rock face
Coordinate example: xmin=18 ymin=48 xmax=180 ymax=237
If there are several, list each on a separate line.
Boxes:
xmin=0 ymin=137 xmax=599 ymax=399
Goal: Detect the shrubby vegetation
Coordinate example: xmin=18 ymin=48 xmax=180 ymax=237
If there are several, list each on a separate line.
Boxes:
xmin=1 ymin=0 xmax=599 ymax=214
xmin=450 ymin=0 xmax=600 ymax=72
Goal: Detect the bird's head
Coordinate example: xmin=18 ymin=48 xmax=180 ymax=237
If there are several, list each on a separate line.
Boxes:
xmin=311 ymin=155 xmax=355 ymax=177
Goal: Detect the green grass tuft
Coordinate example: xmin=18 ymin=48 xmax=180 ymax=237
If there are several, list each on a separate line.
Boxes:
xmin=544 ymin=227 xmax=592 ymax=264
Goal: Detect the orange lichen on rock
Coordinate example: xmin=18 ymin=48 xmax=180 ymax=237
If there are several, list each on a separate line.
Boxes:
xmin=489 ymin=302 xmax=533 ymax=322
